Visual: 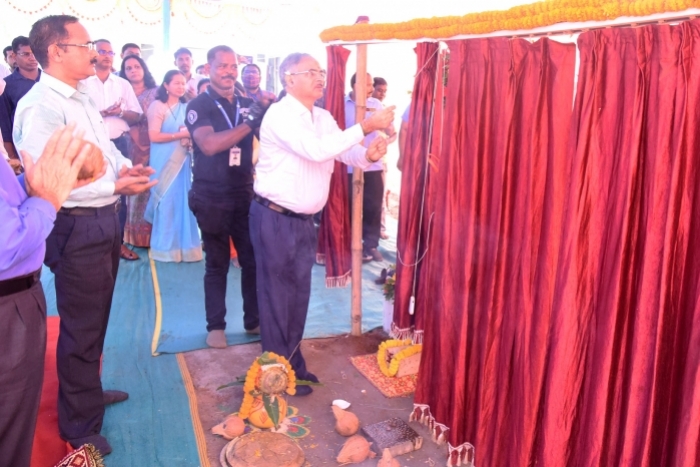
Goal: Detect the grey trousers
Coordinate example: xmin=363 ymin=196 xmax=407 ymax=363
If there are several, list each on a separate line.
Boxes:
xmin=0 ymin=281 xmax=47 ymax=467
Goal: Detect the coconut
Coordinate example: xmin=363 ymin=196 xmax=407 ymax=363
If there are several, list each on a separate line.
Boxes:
xmin=259 ymin=365 xmax=289 ymax=394
xmin=332 ymin=405 xmax=360 ymax=436
xmin=211 ymin=414 xmax=246 ymax=440
xmin=336 ymin=435 xmax=375 ymax=464
xmin=77 ymin=142 xmax=106 ymax=181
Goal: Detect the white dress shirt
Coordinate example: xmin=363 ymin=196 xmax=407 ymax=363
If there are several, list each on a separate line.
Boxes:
xmin=185 ymin=73 xmax=204 ymax=101
xmin=345 ymin=94 xmax=385 ymax=172
xmin=0 ymin=63 xmax=10 ymax=80
xmin=13 ymin=72 xmax=132 ymax=207
xmin=255 ymin=94 xmax=373 ymax=215
xmin=82 ymin=73 xmax=141 ymax=140
xmin=0 ymin=78 xmax=7 ymax=160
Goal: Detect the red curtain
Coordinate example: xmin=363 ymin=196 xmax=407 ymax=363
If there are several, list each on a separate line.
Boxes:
xmin=410 ymin=37 xmax=575 ymax=465
xmin=317 ymin=45 xmax=352 ymax=287
xmin=411 ymin=20 xmax=700 ymax=467
xmin=539 ymin=22 xmax=700 ymax=467
xmin=392 ymin=42 xmax=440 ymax=341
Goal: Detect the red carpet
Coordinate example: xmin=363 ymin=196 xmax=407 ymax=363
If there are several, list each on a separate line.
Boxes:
xmin=31 ymin=316 xmax=67 ymax=467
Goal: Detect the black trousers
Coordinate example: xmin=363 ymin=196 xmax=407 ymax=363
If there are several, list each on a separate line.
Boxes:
xmin=188 ymin=189 xmax=259 ymax=332
xmin=44 ymin=208 xmax=121 ymax=443
xmin=0 ymin=282 xmax=46 ymax=467
xmin=249 ymin=201 xmax=316 ymax=378
xmin=348 ymin=170 xmax=384 ymax=251
xmin=112 ymin=135 xmax=129 ymax=239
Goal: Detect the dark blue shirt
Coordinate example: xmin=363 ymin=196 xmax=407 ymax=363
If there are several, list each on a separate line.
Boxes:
xmin=0 ymin=68 xmax=41 ymax=141
xmin=185 ymin=87 xmax=255 ymax=200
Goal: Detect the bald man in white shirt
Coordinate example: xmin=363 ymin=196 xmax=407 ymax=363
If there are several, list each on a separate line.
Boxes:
xmin=251 ymin=53 xmax=394 ymax=395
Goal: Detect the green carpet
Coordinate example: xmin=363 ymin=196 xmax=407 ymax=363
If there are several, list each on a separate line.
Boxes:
xmin=41 ymin=256 xmax=203 ymax=466
xmin=152 ymin=242 xmax=394 ymax=354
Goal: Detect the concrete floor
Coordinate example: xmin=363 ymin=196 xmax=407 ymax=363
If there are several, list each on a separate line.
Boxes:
xmin=184 ymin=329 xmax=446 ymax=466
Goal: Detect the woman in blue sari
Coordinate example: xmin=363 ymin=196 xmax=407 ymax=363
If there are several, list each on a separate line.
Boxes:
xmin=145 ymin=70 xmax=202 ymax=262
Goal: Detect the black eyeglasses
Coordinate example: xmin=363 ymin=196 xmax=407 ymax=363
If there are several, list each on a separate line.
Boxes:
xmin=97 ymin=50 xmax=115 ymax=57
xmin=56 ymin=41 xmax=96 ymax=51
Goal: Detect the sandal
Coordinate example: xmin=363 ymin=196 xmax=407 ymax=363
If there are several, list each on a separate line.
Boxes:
xmin=120 ymin=244 xmax=139 ymax=261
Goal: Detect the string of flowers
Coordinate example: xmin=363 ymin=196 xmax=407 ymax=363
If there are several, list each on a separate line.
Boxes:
xmin=320 ymin=0 xmax=700 ymax=42
xmin=377 ymin=339 xmax=422 ymax=377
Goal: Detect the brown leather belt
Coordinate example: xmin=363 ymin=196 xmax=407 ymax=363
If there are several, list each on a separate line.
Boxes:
xmin=253 ymin=194 xmax=311 ymax=220
xmin=58 ymin=200 xmax=120 ymax=217
xmin=0 ymin=269 xmax=40 ymax=298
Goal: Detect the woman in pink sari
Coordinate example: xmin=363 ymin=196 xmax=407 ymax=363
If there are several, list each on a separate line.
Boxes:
xmin=119 ymin=55 xmax=158 ymax=248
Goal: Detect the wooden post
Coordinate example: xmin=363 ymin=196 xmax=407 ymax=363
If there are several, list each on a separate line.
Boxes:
xmin=351 ymin=43 xmax=367 ymax=336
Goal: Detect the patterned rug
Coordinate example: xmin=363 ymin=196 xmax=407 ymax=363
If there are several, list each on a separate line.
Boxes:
xmin=350 ymin=353 xmax=417 ymax=398
xmin=53 ymin=444 xmax=104 ymax=467
xmin=232 ymin=406 xmax=312 ymax=439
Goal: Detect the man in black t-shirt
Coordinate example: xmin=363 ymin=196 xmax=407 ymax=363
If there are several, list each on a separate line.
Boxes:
xmin=185 ymin=45 xmax=270 ymax=349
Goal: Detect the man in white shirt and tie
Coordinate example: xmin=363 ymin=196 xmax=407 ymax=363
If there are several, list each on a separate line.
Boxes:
xmin=82 ymin=38 xmax=142 ymax=260
xmin=14 ymin=15 xmax=156 ymax=456
xmin=251 ymin=52 xmax=394 ymax=395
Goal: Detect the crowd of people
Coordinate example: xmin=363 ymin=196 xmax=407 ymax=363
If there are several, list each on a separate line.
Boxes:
xmin=0 ymin=13 xmax=398 ymax=464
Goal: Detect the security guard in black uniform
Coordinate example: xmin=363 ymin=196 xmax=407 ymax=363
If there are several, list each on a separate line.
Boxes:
xmin=185 ymin=45 xmax=270 ymax=348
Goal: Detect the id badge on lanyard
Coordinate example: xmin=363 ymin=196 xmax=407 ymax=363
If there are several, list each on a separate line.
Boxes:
xmin=207 ymin=90 xmax=241 ymax=166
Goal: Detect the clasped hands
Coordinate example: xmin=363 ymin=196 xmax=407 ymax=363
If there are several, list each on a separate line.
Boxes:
xmin=114 ymin=164 xmax=157 ymax=195
xmin=20 ymin=123 xmax=158 ymax=211
xmin=100 ymin=99 xmax=122 ymax=118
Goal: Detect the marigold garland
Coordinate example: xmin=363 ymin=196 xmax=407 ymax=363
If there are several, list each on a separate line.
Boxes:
xmin=320 ymin=0 xmax=700 ymax=42
xmin=238 ymin=351 xmax=296 ymax=420
xmin=377 ymin=339 xmax=422 ymax=377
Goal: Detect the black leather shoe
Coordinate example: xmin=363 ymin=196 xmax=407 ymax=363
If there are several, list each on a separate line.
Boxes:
xmin=292 ymin=385 xmax=313 ymax=396
xmin=298 ymin=372 xmax=319 ymax=383
xmin=103 ymin=390 xmax=129 ymax=405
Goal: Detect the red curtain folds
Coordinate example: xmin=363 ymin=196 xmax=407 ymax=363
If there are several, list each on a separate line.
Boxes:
xmin=411 ymin=19 xmax=700 ymax=467
xmin=538 ymin=23 xmax=700 ymax=467
xmin=410 ymin=37 xmax=575 ymax=465
xmin=317 ymin=45 xmax=352 ymax=287
xmin=392 ymin=42 xmax=440 ymax=341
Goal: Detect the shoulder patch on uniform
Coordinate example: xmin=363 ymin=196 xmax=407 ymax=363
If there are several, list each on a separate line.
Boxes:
xmin=187 ymin=110 xmax=198 ymax=124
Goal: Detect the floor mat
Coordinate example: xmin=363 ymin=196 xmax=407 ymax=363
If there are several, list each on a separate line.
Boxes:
xmin=40 ymin=256 xmax=204 ymax=466
xmin=152 ymin=244 xmax=395 ymax=355
xmin=350 ymin=354 xmax=417 ymax=398
xmin=31 ymin=316 xmax=66 ymax=467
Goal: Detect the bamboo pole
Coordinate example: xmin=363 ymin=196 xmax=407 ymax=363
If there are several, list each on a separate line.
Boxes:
xmin=351 ymin=43 xmax=367 ymax=336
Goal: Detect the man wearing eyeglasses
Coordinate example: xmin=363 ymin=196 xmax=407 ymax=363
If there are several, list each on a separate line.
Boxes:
xmin=251 ymin=53 xmax=395 ymax=395
xmin=0 ymin=36 xmax=41 ymax=161
xmin=13 ymin=15 xmax=156 ymax=456
xmin=82 ymin=39 xmax=143 ymax=261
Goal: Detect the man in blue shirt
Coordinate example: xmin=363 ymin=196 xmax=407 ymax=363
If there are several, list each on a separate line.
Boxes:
xmin=0 ymin=36 xmax=41 ymax=160
xmin=0 ymin=124 xmax=94 ymax=467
